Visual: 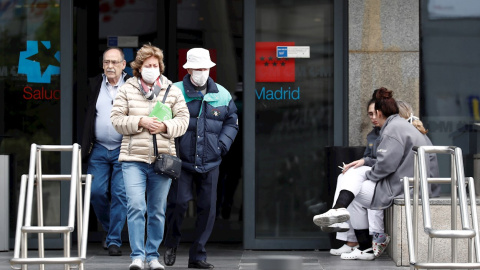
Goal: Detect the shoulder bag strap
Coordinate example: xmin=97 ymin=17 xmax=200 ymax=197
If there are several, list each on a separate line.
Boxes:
xmin=153 ymin=84 xmax=172 ymax=156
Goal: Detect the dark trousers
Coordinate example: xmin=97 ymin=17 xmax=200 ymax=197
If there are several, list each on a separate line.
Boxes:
xmin=164 ymin=167 xmax=219 ymax=262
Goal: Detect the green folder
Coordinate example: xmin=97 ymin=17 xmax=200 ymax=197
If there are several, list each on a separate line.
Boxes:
xmin=149 ymin=101 xmax=172 ymax=121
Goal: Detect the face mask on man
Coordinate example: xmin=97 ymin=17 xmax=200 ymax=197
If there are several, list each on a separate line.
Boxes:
xmin=141 ymin=67 xmax=160 ymax=84
xmin=191 ymin=70 xmax=209 ymax=86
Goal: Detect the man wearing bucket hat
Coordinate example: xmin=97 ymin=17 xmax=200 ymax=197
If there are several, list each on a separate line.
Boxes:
xmin=163 ymin=48 xmax=238 ymax=269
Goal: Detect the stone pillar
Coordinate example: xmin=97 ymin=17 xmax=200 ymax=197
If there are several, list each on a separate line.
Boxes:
xmin=349 ymin=0 xmax=420 ymax=146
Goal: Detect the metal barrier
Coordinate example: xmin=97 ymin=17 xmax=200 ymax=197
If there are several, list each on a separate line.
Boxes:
xmin=404 ymin=146 xmax=480 ymax=269
xmin=10 ymin=143 xmax=92 ymax=270
xmin=0 ymin=155 xmax=9 ymax=251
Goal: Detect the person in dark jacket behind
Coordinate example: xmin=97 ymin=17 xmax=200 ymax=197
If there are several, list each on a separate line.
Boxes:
xmin=81 ymin=47 xmax=130 ymax=256
xmin=163 ymin=48 xmax=239 ymax=269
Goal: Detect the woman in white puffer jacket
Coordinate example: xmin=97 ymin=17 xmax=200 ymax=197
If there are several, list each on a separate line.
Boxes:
xmin=110 ymin=43 xmax=189 ymax=270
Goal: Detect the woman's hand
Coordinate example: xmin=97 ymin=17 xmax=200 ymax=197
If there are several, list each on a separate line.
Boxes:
xmin=149 ymin=122 xmax=167 ymax=134
xmin=139 ymin=117 xmax=167 ymax=134
xmin=342 ymin=159 xmax=365 ymax=174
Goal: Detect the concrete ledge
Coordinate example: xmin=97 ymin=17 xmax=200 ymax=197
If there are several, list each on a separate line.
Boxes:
xmin=386 ymin=197 xmax=480 ymax=266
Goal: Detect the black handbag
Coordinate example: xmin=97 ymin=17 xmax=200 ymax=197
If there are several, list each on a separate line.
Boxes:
xmin=153 ymin=149 xmax=182 ymax=179
xmin=152 ymin=85 xmax=182 ymax=179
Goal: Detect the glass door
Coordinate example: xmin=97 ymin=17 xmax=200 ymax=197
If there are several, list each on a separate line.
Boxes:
xmin=174 ymin=0 xmax=244 ymax=243
xmin=244 ymin=0 xmax=346 ymax=249
xmin=1 ymin=0 xmax=64 ymax=248
xmin=74 ymin=0 xmax=245 ymax=244
xmin=75 ymin=0 xmax=165 ymax=244
xmin=420 ymin=0 xmax=480 ymax=194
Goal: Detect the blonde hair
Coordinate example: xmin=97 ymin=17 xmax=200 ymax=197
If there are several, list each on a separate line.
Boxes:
xmin=130 ymin=43 xmax=165 ymax=77
xmin=396 ymin=100 xmax=428 ymax=134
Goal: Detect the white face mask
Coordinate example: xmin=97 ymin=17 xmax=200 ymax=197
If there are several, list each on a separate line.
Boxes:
xmin=191 ymin=70 xmax=209 ymax=86
xmin=141 ymin=67 xmax=160 ymax=84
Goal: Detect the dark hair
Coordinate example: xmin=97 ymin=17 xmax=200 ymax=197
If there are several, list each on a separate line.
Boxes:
xmin=366 ymin=97 xmax=375 ymax=111
xmin=366 ymin=89 xmax=379 ymax=110
xmin=374 ymin=87 xmax=399 ymax=117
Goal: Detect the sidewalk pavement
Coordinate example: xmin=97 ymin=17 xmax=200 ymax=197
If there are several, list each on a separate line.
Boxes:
xmin=0 ymin=242 xmax=409 ymax=269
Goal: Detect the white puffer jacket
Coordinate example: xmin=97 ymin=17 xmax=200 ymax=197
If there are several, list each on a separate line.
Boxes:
xmin=111 ymin=75 xmax=189 ymax=164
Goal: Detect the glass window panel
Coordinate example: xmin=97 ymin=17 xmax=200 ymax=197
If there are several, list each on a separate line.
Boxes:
xmin=175 ymin=0 xmax=244 ymax=241
xmin=0 ymin=1 xmax=61 ymax=239
xmin=421 ymin=0 xmax=480 ymax=190
xmin=255 ymin=0 xmax=334 ymax=238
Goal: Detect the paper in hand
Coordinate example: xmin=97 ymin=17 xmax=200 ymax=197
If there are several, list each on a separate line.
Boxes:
xmin=149 ymin=101 xmax=172 ymax=121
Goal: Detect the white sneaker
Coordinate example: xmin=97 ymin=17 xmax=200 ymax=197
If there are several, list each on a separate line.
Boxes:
xmin=340 ymin=247 xmax=375 ymax=260
xmin=313 ymin=208 xmax=350 ymax=227
xmin=321 ymin=222 xmax=350 ymax=233
xmin=148 ymin=259 xmax=165 ymax=270
xmin=129 ymin=259 xmax=144 ymax=270
xmin=330 ymin=244 xmax=359 ymax=256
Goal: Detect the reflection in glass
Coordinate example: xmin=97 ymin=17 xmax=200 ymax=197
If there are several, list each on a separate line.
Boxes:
xmin=0 ymin=1 xmax=61 ymax=239
xmin=255 ymin=0 xmax=334 ymax=238
xmin=420 ymin=0 xmax=480 ymax=191
xmin=176 ymin=0 xmax=245 ymax=242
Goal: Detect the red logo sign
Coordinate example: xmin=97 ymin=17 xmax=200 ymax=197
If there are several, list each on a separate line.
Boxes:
xmin=255 ymin=42 xmax=295 ymax=82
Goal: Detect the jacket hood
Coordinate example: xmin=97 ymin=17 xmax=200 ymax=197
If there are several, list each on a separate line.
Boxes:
xmin=379 ymin=114 xmax=399 ymax=135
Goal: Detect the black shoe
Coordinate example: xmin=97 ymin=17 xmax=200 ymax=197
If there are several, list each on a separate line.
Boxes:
xmin=163 ymin=247 xmax=177 ymax=266
xmin=188 ymin=260 xmax=214 ymax=269
xmin=108 ymin=245 xmax=122 ymax=256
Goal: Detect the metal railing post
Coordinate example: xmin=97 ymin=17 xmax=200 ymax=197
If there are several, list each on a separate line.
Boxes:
xmin=413 ymin=151 xmax=419 ymax=266
xmin=404 ymin=146 xmax=480 ymax=269
xmin=10 ymin=144 xmax=92 ymax=269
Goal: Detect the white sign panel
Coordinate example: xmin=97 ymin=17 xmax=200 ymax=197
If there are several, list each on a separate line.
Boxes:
xmin=276 ymin=46 xmax=310 ymax=58
xmin=428 ymin=0 xmax=480 ymax=19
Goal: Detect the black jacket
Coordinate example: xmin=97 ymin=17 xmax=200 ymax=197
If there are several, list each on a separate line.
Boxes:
xmin=81 ymin=73 xmax=131 ymax=162
xmin=175 ymin=75 xmax=238 ymax=173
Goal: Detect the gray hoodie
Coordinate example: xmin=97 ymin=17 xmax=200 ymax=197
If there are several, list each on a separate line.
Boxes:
xmin=366 ymin=114 xmax=439 ymax=209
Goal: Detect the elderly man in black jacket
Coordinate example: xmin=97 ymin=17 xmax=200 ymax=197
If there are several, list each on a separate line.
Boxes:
xmin=81 ymin=47 xmax=130 ymax=256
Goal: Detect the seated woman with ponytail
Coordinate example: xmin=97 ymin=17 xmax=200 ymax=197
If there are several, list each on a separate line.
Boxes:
xmin=396 ymin=100 xmax=441 ymax=198
xmin=313 ymin=87 xmax=439 ymax=260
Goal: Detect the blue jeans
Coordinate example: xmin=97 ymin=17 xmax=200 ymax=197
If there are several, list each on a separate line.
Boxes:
xmin=122 ymin=161 xmax=172 ymax=261
xmin=87 ymin=143 xmax=127 ymax=248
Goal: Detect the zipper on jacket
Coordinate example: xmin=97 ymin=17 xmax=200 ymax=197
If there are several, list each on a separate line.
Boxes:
xmin=149 ymin=135 xmax=153 ymax=164
xmin=193 ymin=100 xmax=207 ymax=171
xmin=127 ymin=135 xmax=132 ymax=155
xmin=194 ymin=126 xmax=200 ymax=171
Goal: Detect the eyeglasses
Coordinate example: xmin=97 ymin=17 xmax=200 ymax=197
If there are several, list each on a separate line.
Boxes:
xmin=103 ymin=60 xmax=123 ymax=66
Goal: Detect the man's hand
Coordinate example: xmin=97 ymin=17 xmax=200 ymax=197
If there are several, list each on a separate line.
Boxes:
xmin=342 ymin=159 xmax=365 ymax=174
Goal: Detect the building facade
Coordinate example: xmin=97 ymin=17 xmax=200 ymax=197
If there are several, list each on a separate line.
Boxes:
xmin=0 ymin=0 xmax=478 ymax=250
